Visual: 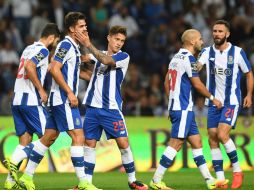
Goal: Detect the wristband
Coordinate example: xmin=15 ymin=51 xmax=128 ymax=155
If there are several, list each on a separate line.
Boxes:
xmin=209 ymin=95 xmax=214 ymax=101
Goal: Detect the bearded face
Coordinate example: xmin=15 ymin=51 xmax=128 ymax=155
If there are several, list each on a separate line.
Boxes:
xmin=214 ymin=35 xmax=227 ymax=46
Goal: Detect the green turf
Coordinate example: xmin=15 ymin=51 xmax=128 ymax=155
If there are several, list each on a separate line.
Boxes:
xmin=0 ymin=171 xmax=253 ymax=190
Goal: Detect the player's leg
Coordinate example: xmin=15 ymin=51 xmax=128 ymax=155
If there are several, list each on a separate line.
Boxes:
xmin=4 ymin=105 xmax=42 ymax=189
xmin=69 ymin=106 xmax=102 ymax=190
xmin=207 ymin=106 xmax=227 ymax=185
xmin=19 ymin=128 xmax=59 ymax=190
xmin=218 ymin=105 xmax=243 ymax=189
xmin=19 ymin=109 xmax=59 ymax=190
xmin=188 ymin=134 xmax=228 ymax=189
xmin=151 ymin=110 xmax=193 ymax=190
xmin=100 ymin=108 xmax=147 ymax=190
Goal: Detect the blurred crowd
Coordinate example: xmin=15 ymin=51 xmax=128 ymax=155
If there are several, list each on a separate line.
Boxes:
xmin=0 ymin=0 xmax=254 ymax=116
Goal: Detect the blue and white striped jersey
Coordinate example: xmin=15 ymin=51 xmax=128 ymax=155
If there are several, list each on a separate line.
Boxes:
xmin=167 ymin=48 xmax=199 ymax=111
xmin=13 ymin=41 xmax=49 ymax=106
xmin=198 ymin=43 xmax=251 ymax=106
xmin=49 ymin=36 xmax=81 ymax=106
xmin=82 ymin=51 xmax=130 ymax=110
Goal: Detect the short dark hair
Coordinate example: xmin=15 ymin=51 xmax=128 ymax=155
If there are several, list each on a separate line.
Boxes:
xmin=214 ymin=20 xmax=230 ymax=31
xmin=41 ymin=23 xmax=60 ymax=38
xmin=109 ymin=25 xmax=127 ymax=36
xmin=64 ymin=12 xmax=86 ymax=33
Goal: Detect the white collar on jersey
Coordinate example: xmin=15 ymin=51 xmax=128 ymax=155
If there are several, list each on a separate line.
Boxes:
xmin=65 ymin=35 xmax=80 ymax=49
xmin=34 ymin=41 xmax=47 ymax=48
xmin=179 ymin=48 xmax=193 ymax=55
xmin=212 ymin=42 xmax=232 ymax=53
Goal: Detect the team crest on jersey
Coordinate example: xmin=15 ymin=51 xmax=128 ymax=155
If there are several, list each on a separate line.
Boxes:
xmin=56 ymin=48 xmax=68 ymax=59
xmin=34 ymin=52 xmax=45 ymax=62
xmin=75 ymin=118 xmax=81 ymax=126
xmin=191 ymin=62 xmax=198 ymax=72
xmin=228 ymin=55 xmax=234 ymax=64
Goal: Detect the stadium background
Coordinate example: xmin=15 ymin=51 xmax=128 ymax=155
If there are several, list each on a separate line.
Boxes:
xmin=0 ymin=0 xmax=254 ymax=187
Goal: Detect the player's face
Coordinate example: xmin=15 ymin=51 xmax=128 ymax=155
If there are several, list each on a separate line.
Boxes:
xmin=107 ymin=33 xmax=126 ymax=53
xmin=213 ymin=24 xmax=229 ymax=46
xmin=73 ymin=19 xmax=87 ymax=35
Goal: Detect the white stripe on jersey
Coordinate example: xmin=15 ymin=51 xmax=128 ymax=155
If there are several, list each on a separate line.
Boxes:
xmin=83 ymin=51 xmax=130 ymax=110
xmin=13 ymin=42 xmax=49 ymax=106
xmin=198 ymin=43 xmax=251 ymax=106
xmin=49 ymin=36 xmax=81 ymax=106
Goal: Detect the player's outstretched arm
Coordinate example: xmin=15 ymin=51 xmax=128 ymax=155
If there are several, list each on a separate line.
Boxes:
xmin=75 ymin=30 xmax=116 ymax=66
xmin=25 ymin=60 xmax=48 ymax=104
xmin=49 ymin=60 xmax=78 ymax=107
xmin=243 ymin=71 xmax=254 ymax=108
xmin=190 ymin=76 xmax=222 ymax=109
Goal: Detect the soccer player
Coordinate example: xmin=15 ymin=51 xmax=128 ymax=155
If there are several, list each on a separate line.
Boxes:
xmin=149 ymin=29 xmax=228 ymax=190
xmin=17 ymin=12 xmax=101 ymax=190
xmin=74 ymin=25 xmax=148 ymax=190
xmin=197 ymin=20 xmax=254 ymax=189
xmin=3 ymin=23 xmax=60 ymax=190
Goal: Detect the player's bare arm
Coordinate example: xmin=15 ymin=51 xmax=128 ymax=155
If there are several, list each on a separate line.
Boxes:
xmin=49 ymin=60 xmax=78 ymax=107
xmin=164 ymin=70 xmax=170 ymax=97
xmin=24 ymin=60 xmax=48 ymax=103
xmin=243 ymin=71 xmax=254 ymax=108
xmin=190 ymin=77 xmax=222 ymax=109
xmin=75 ymin=30 xmax=115 ymax=66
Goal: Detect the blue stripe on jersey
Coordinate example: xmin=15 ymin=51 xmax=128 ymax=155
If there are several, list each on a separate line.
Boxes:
xmin=102 ymin=66 xmax=111 ymax=109
xmin=179 ymin=73 xmax=191 ymax=109
xmin=169 ymin=99 xmax=174 ymax=110
xmin=208 ymin=47 xmax=216 ymax=106
xmin=112 ymin=52 xmax=128 ymax=62
xmin=60 ymin=61 xmax=68 ymax=103
xmin=235 ymin=71 xmax=241 ymax=105
xmin=21 ymin=93 xmax=29 ymax=105
xmin=188 ymin=55 xmax=199 ymax=77
xmin=86 ymin=62 xmax=101 ymax=105
xmin=66 ymin=38 xmax=80 ymax=95
xmin=31 ymin=48 xmax=49 ymax=65
xmin=54 ymin=41 xmax=71 ymax=63
xmin=35 ymin=67 xmax=42 ymax=105
xmin=224 ymin=46 xmax=235 ymax=105
xmin=240 ymin=49 xmax=251 ymax=72
xmin=49 ymin=92 xmax=54 ymax=106
xmin=115 ymin=68 xmax=124 ymax=110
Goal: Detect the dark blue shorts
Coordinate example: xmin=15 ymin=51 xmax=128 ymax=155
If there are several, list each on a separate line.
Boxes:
xmin=83 ymin=107 xmax=128 ymax=141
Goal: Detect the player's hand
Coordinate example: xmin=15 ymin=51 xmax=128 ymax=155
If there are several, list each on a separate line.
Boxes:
xmin=75 ymin=30 xmax=91 ymax=47
xmin=81 ymin=54 xmax=91 ymax=63
xmin=39 ymin=89 xmax=48 ymax=104
xmin=212 ymin=98 xmax=222 ymax=109
xmin=67 ymin=92 xmax=78 ymax=107
xmin=243 ymin=95 xmax=252 ymax=108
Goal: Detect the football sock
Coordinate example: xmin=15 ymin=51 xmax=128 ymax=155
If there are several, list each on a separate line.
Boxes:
xmin=192 ymin=148 xmax=213 ymax=180
xmin=84 ymin=146 xmax=96 ymax=183
xmin=11 ymin=145 xmax=28 ymax=165
xmin=153 ymin=146 xmax=177 ymax=183
xmin=120 ymin=146 xmax=136 ymax=183
xmin=25 ymin=140 xmax=48 ymax=176
xmin=70 ymin=146 xmax=86 ymax=181
xmin=224 ymin=139 xmax=241 ymax=172
xmin=211 ymin=148 xmax=225 ymax=180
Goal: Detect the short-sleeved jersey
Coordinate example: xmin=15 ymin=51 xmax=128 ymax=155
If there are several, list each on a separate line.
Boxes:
xmin=49 ymin=36 xmax=81 ymax=106
xmin=167 ymin=48 xmax=199 ymax=111
xmin=82 ymin=51 xmax=130 ymax=110
xmin=198 ymin=43 xmax=251 ymax=106
xmin=13 ymin=42 xmax=49 ymax=106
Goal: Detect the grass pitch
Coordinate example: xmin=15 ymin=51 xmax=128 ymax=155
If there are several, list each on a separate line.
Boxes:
xmin=0 ymin=170 xmax=253 ymax=190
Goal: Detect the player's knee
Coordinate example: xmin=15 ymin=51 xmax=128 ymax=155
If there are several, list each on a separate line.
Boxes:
xmin=217 ymin=132 xmax=229 ymax=144
xmin=71 ymin=135 xmax=84 ymax=145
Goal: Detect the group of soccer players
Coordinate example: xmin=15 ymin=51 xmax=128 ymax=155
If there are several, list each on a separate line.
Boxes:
xmin=3 ymin=10 xmax=253 ymax=190
xmin=149 ymin=20 xmax=253 ymax=190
